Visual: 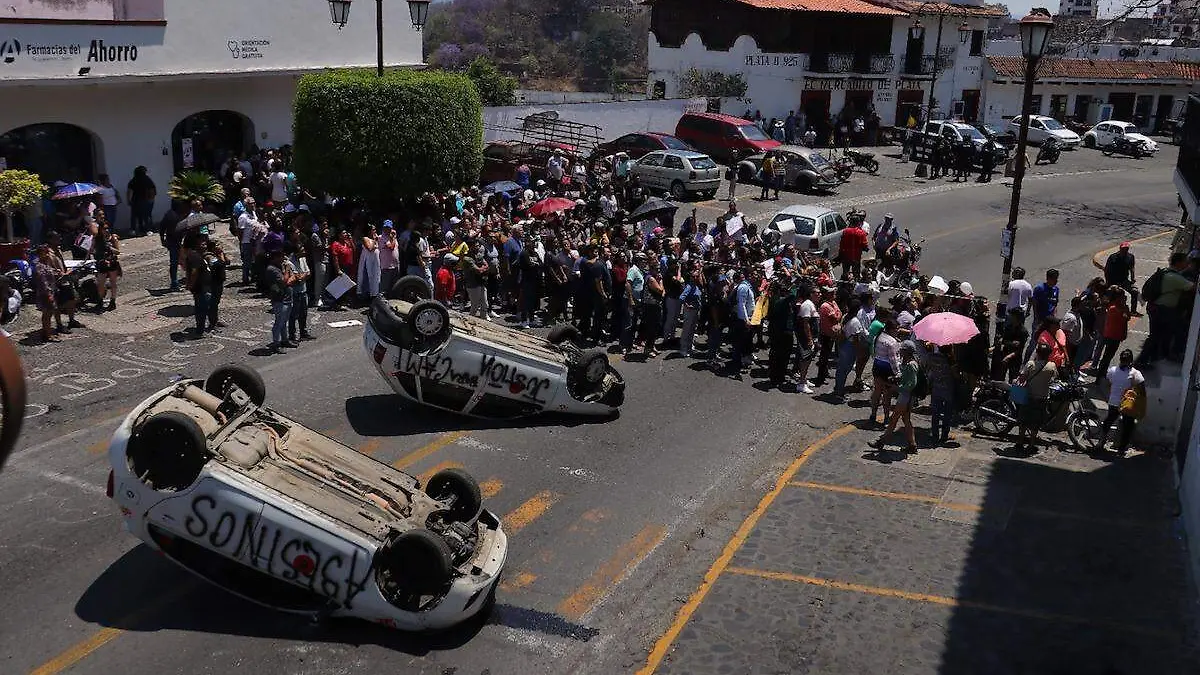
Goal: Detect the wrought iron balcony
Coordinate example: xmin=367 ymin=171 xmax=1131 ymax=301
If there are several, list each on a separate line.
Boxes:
xmin=809 ymin=52 xmax=893 ymax=74
xmin=868 ymin=53 xmax=895 ymax=74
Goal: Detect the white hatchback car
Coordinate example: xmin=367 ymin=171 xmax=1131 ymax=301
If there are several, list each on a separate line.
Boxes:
xmin=1082 ymin=120 xmax=1159 ymax=154
xmin=365 ymin=277 xmax=625 ymax=419
xmin=631 ymin=150 xmax=722 ymax=200
xmin=107 ymin=364 xmax=507 ymax=631
xmin=763 ymin=204 xmax=851 ymax=258
xmin=1008 ymin=115 xmax=1081 ymax=148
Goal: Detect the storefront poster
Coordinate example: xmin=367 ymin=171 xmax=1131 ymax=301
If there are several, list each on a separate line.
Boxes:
xmin=181 ymin=138 xmax=194 ymax=169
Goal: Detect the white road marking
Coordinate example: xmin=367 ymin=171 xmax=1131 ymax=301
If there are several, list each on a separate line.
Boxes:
xmin=498 ymin=626 xmax=570 ymax=657
xmin=7 ymin=463 xmax=106 ymax=496
xmin=327 ymin=320 xmax=363 ymax=328
xmin=457 ymin=436 xmax=602 ymax=483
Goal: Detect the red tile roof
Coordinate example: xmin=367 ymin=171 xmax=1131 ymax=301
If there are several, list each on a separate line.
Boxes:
xmin=867 ymin=0 xmax=1009 ymax=17
xmin=986 ymin=55 xmax=1199 ymax=82
xmin=732 ymin=0 xmax=906 ymax=15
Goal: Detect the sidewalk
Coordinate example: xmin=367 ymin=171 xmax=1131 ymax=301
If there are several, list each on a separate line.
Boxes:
xmin=642 ymin=418 xmax=1198 ymax=675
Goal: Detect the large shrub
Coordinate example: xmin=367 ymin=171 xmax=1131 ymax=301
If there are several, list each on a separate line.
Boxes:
xmin=293 ymin=69 xmax=483 ymax=204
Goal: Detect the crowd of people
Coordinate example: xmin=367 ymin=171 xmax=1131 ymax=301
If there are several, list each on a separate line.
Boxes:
xmin=11 ymin=137 xmax=1187 ymax=457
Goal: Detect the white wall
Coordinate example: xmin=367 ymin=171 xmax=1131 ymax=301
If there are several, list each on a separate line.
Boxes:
xmin=986 ymin=39 xmax=1200 ymax=63
xmin=0 ymin=75 xmax=300 ymax=224
xmin=484 ymin=98 xmax=708 ymax=143
xmin=982 ymin=81 xmax=1190 ymax=127
xmin=0 ymin=0 xmax=421 ymax=84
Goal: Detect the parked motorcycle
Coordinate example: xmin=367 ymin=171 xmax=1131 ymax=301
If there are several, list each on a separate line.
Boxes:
xmin=1102 ymin=135 xmax=1150 ymax=158
xmin=844 ymin=148 xmax=880 ymax=174
xmin=1035 ymin=137 xmax=1061 ymax=165
xmin=3 ymin=257 xmax=34 ymax=305
xmin=973 ymin=378 xmax=1102 ymax=452
xmin=831 ymin=156 xmax=855 ymax=183
xmin=879 ymin=228 xmax=924 ymax=289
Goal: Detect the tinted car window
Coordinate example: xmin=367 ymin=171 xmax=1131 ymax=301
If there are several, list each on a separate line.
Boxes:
xmin=739 ymin=124 xmax=771 ymax=141
xmin=833 ymin=214 xmax=848 ymax=231
xmin=924 ymin=123 xmax=940 ymax=134
xmin=771 ymin=214 xmax=817 ymax=236
xmin=659 ymin=135 xmax=691 ymax=150
xmin=639 ymin=154 xmax=663 ymax=167
xmin=663 ymin=155 xmax=685 ymax=169
xmin=689 ymin=156 xmax=717 ymax=170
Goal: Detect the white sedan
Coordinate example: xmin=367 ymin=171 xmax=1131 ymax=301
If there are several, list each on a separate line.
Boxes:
xmin=107 ymin=364 xmax=507 ymax=631
xmin=1008 ymin=114 xmax=1081 ymax=148
xmin=1082 ymin=120 xmax=1159 ymax=154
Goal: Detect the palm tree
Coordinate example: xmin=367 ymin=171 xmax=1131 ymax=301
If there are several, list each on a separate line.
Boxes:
xmin=168 ymin=170 xmax=225 ymax=206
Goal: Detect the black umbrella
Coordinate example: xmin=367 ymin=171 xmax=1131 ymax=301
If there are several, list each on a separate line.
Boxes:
xmin=484 ymin=180 xmax=522 ymax=194
xmin=175 ymin=212 xmax=223 ymax=235
xmin=626 ymin=198 xmax=679 ymax=222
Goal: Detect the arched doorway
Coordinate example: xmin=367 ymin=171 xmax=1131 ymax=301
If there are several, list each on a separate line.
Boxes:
xmin=171 ymin=110 xmax=254 ymax=175
xmin=0 ymin=123 xmax=99 ymax=183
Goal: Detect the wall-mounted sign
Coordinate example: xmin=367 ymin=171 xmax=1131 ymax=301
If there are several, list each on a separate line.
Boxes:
xmin=228 ymin=38 xmax=270 ymax=59
xmin=0 ymin=38 xmax=137 ymax=65
xmin=876 ymin=90 xmax=895 ymax=104
xmin=745 ymin=54 xmax=804 ymax=68
xmin=897 ymin=79 xmax=926 ymax=90
xmin=804 ymin=77 xmax=891 ymax=91
xmin=181 ymin=138 xmax=194 ymax=169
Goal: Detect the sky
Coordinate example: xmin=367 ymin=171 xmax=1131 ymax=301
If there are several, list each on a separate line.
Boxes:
xmin=1001 ymin=0 xmax=1157 ymax=19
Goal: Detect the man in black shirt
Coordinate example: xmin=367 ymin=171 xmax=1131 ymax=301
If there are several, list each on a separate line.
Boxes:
xmin=1104 ymin=241 xmax=1140 ymax=315
xmin=184 ymin=230 xmax=212 ymax=336
xmin=159 ymin=200 xmax=183 ymax=292
xmin=518 ymin=244 xmax=544 ymax=328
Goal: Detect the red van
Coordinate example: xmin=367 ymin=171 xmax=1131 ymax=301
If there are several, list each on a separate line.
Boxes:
xmin=674 ymin=112 xmax=781 ymax=165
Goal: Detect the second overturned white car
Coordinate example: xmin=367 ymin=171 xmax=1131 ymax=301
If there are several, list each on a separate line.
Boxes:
xmin=364 ymin=277 xmax=625 ymax=419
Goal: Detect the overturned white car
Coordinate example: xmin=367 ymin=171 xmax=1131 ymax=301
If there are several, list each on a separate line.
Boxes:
xmin=364 ymin=276 xmax=625 ymax=419
xmin=106 ymin=364 xmax=506 ymax=631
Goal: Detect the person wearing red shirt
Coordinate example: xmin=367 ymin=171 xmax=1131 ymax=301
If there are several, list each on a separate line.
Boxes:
xmin=837 ymin=221 xmax=869 ymax=277
xmin=1094 ymin=287 xmax=1130 ymax=383
xmin=327 ymin=230 xmax=355 ymax=309
xmin=435 ymin=253 xmax=458 ymax=305
xmin=816 ymin=286 xmax=843 ymax=384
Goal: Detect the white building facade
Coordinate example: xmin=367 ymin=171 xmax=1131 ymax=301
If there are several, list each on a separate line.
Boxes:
xmin=646 ymin=0 xmax=1004 ymax=133
xmin=1056 ymin=0 xmax=1098 ymax=19
xmin=0 ymin=0 xmax=422 ymax=231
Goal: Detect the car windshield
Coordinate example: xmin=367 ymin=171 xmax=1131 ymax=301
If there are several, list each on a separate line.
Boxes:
xmin=807 ymin=152 xmax=828 ymax=168
xmin=689 ymin=156 xmax=717 ymax=170
xmin=659 ymin=136 xmax=691 ymax=150
xmin=955 ymin=125 xmax=986 ymax=141
xmin=772 ymin=214 xmax=817 ymax=236
xmin=1041 ymin=118 xmax=1065 ymax=130
xmin=739 ymin=124 xmax=771 ymax=141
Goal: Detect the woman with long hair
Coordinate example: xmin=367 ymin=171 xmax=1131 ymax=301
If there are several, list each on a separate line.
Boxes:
xmin=91 ymin=214 xmax=121 ymax=312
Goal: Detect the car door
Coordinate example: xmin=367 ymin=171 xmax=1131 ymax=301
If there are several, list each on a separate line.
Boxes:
xmin=1094 ymin=122 xmax=1112 ymax=145
xmin=825 ymin=212 xmax=848 ymax=254
xmin=662 ymin=154 xmax=686 ymax=188
xmin=636 ymin=152 xmax=664 ymax=188
xmin=1028 ymin=118 xmax=1047 ymax=143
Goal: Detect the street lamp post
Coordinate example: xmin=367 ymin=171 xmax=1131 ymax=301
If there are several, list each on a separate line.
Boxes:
xmin=997 ymin=9 xmax=1055 ymax=321
xmin=909 ymin=11 xmax=972 ymax=172
xmin=327 ymin=0 xmax=432 ymax=77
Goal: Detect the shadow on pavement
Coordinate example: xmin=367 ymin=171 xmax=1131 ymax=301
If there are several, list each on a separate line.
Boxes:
xmin=938 ymin=452 xmax=1198 ymax=673
xmin=343 ymin=393 xmax=612 ymax=437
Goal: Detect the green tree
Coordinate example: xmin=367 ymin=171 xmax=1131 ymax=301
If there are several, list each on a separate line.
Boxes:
xmin=579 ymin=12 xmax=635 ymax=82
xmin=0 ymin=169 xmax=45 ymax=241
xmin=167 ymin=170 xmax=226 ymax=206
xmin=676 ymin=69 xmax=749 ymax=98
xmin=466 ymin=56 xmax=518 ymax=106
xmin=292 ymin=69 xmax=483 ymax=206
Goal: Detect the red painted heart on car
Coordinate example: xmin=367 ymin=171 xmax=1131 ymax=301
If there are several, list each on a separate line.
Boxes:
xmin=510 ymin=382 xmax=524 ymax=394
xmin=292 ymin=554 xmax=316 ymax=576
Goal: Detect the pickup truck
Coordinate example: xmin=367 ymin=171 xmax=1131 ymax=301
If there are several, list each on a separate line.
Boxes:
xmin=906 ymin=120 xmax=1009 ymax=167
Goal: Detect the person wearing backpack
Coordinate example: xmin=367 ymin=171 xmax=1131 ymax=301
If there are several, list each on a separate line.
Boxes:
xmin=1104 ymin=242 xmax=1140 ymax=316
xmin=1138 ymin=251 xmax=1196 ymax=367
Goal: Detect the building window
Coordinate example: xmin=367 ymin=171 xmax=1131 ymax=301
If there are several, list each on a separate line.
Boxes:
xmin=1027 ymin=94 xmax=1043 ymax=116
xmin=969 ymin=30 xmax=984 ymax=56
xmin=1050 ymin=94 xmax=1068 ymax=121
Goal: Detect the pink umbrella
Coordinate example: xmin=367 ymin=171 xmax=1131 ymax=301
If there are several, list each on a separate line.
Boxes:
xmin=528 ymin=197 xmax=578 ymax=218
xmin=912 ymin=312 xmax=980 ymax=346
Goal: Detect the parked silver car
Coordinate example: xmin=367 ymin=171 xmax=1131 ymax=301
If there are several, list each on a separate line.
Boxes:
xmin=735 ymin=145 xmax=840 ymax=193
xmin=763 ymin=204 xmax=851 ymax=257
xmin=630 ymin=150 xmax=722 ymax=200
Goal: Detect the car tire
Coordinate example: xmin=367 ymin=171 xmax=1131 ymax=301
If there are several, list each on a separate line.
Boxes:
xmin=569 ymin=348 xmax=609 ymax=391
xmin=425 ymin=467 xmax=482 ymax=523
xmin=546 ymin=324 xmax=581 ymax=346
xmin=407 ymin=300 xmax=452 ymax=348
xmin=1102 ymin=145 xmax=1115 ymax=157
xmin=670 ymin=180 xmax=687 ymax=200
xmin=378 ymin=529 xmax=454 ymax=596
xmin=127 ymin=411 xmax=209 ymax=492
xmin=387 ymin=275 xmax=433 ymax=303
xmin=795 ymin=175 xmax=812 ymax=194
xmin=865 ymin=159 xmax=880 ymax=174
xmin=1083 ymin=136 xmax=1095 ymax=149
xmin=369 ymin=296 xmax=409 ymax=347
xmin=737 ymin=163 xmax=755 ymax=183
xmin=204 ymin=364 xmax=266 ymax=406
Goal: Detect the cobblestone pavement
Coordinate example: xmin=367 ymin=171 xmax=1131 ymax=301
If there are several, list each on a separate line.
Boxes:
xmin=642 ymin=410 xmax=1199 ymax=675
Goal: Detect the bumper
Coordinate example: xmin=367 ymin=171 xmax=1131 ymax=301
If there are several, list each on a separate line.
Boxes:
xmin=421 ymin=509 xmax=509 ymax=629
xmin=685 ymin=179 xmax=721 ymax=192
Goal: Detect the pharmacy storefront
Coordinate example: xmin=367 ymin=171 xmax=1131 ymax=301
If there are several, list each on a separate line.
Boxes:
xmin=0 ymin=0 xmax=421 ymax=232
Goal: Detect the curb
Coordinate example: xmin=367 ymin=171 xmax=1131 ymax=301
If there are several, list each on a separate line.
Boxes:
xmin=1090 ymin=229 xmax=1175 ymax=271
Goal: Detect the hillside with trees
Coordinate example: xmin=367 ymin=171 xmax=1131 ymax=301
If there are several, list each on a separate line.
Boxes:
xmin=424 ymin=0 xmax=650 ymax=92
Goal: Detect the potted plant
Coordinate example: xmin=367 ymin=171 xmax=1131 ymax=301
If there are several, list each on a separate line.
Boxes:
xmin=167 ymin=170 xmax=225 ymax=208
xmin=0 ymin=169 xmax=46 ymax=262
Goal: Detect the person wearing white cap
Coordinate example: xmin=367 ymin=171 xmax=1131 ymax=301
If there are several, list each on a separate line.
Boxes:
xmin=435 ymin=253 xmax=458 ymax=304
xmin=378 ymin=220 xmax=399 ymax=293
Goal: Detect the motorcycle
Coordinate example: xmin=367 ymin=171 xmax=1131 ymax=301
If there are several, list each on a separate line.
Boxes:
xmin=1035 ymin=137 xmax=1061 ymax=165
xmin=3 ymin=256 xmax=35 ymax=305
xmin=973 ymin=378 xmax=1103 ymax=452
xmin=843 ymin=148 xmax=880 ymax=174
xmin=879 ymin=229 xmax=924 ymax=289
xmin=831 ymin=156 xmax=855 ymax=183
xmin=1102 ymin=135 xmax=1149 ymax=158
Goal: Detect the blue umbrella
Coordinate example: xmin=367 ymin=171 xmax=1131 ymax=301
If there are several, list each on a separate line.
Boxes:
xmin=484 ymin=180 xmax=522 ymax=194
xmin=51 ymin=182 xmax=100 ymax=200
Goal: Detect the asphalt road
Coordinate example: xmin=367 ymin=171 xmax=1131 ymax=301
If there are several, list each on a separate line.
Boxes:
xmin=0 ymin=145 xmax=1183 ymax=675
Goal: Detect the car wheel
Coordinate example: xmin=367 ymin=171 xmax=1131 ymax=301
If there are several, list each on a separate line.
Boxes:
xmin=204 ymin=364 xmax=266 ymax=406
xmin=377 ymin=529 xmax=453 ymax=596
xmin=407 ymin=300 xmax=452 ymax=347
xmin=127 ymin=411 xmax=209 ymax=492
xmin=865 ymin=158 xmax=880 ymax=174
xmin=1083 ymin=136 xmax=1095 ymax=149
xmin=569 ymin=348 xmax=609 ymax=391
xmin=546 ymin=324 xmax=581 ymax=346
xmin=425 ymin=467 xmax=482 ymax=523
xmin=795 ymin=175 xmax=812 ymax=194
xmin=1102 ymin=145 xmax=1115 ymax=156
xmin=737 ymin=163 xmax=755 ymax=183
xmin=670 ymin=180 xmax=687 ymax=200
xmin=387 ymin=275 xmax=433 ymax=303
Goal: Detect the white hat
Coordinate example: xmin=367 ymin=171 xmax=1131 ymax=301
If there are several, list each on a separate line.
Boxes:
xmin=449 ymin=216 xmax=461 ymax=225
xmin=536 ymin=179 xmax=546 ymax=187
xmin=959 ymin=281 xmax=973 ymax=295
xmin=443 ymin=253 xmax=459 ymax=264
xmin=232 ymin=171 xmax=244 ymax=182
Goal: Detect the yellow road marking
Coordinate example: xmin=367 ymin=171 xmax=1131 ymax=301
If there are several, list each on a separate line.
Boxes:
xmin=85 ymin=440 xmax=108 ymax=455
xmin=417 ymin=460 xmax=464 ymax=486
xmin=391 ymin=431 xmax=466 ymax=470
xmin=1091 ymin=229 xmax=1174 ymax=271
xmin=559 ymin=523 xmax=667 ymax=621
xmin=479 ymin=477 xmax=503 ymax=499
xmin=29 ymin=582 xmax=196 ymax=675
xmin=789 ymin=481 xmax=944 ymax=505
xmin=356 ymin=438 xmax=382 ymax=456
xmin=500 ymin=571 xmax=538 ymax=592
xmin=568 ymin=507 xmax=609 ymax=533
xmin=502 ymin=490 xmax=561 ymax=535
xmin=726 ymin=566 xmax=1177 ymax=640
xmin=637 ymin=424 xmax=855 ymax=674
